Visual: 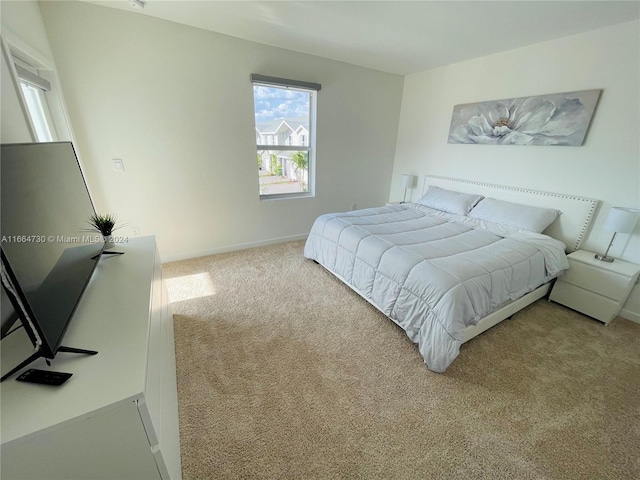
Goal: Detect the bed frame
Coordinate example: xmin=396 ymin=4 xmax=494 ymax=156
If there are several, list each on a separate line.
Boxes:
xmin=420 ymin=175 xmax=599 ymax=342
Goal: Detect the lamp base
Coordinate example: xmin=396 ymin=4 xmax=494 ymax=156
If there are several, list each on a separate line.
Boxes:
xmin=594 ymin=253 xmax=615 ymax=263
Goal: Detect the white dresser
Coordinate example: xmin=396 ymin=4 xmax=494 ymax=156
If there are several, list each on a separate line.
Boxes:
xmin=549 ymin=249 xmax=640 ymax=325
xmin=0 ymin=236 xmax=182 ymax=479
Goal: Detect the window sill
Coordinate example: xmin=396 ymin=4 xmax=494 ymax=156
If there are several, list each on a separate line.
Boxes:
xmin=260 ymin=192 xmax=315 ymax=201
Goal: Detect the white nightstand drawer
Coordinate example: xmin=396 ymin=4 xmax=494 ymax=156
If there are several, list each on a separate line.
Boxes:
xmin=550 ymin=281 xmax=620 ymax=324
xmin=561 ymin=261 xmax=631 ymax=301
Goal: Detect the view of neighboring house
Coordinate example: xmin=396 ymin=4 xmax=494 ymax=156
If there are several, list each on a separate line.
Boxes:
xmin=256 ymin=118 xmax=309 ymax=194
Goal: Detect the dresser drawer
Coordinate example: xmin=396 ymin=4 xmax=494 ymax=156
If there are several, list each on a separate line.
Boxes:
xmin=550 ymin=281 xmax=620 ymax=324
xmin=561 ymin=261 xmax=631 ymax=301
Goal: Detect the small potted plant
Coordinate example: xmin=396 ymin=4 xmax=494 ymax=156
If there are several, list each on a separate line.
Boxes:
xmin=87 ymin=213 xmax=119 ymax=248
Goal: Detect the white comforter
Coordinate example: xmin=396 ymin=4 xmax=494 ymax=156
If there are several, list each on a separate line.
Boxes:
xmin=304 ymin=204 xmax=568 ymax=372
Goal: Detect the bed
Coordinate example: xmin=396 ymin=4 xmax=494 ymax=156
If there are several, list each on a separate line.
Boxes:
xmin=304 ymin=175 xmax=598 ymax=372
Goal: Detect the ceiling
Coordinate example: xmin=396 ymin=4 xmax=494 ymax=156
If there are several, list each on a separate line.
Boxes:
xmin=86 ymin=1 xmax=640 ymax=75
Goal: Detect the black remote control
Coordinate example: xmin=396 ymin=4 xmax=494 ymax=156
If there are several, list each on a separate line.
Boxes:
xmin=16 ymin=369 xmax=72 ymax=386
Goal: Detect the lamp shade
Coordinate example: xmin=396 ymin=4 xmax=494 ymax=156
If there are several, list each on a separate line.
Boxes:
xmin=401 ymin=174 xmax=416 ymax=189
xmin=603 ymin=207 xmax=640 ymax=233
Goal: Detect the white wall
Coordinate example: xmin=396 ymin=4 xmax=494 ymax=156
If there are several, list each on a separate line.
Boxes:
xmin=391 ymin=20 xmax=640 ymax=320
xmin=37 ymin=1 xmax=404 ymax=261
xmin=1 ymin=1 xmax=55 ymax=59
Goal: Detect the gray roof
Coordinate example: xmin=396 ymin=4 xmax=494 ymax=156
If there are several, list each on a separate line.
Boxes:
xmin=256 ymin=117 xmax=309 ymax=134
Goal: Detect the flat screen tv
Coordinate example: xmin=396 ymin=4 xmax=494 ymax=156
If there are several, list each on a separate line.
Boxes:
xmin=1 ymin=142 xmax=103 ymax=381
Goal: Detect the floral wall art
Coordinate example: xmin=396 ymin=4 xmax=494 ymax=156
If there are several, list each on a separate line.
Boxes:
xmin=448 ymin=89 xmax=601 ymax=146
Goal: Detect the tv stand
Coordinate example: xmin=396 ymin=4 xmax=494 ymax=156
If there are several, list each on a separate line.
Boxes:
xmin=0 ymin=236 xmax=181 ymax=479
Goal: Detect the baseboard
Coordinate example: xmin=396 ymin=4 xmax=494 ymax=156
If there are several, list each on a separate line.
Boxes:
xmin=619 ymin=308 xmax=640 ymax=325
xmin=162 ymin=234 xmax=309 ymax=263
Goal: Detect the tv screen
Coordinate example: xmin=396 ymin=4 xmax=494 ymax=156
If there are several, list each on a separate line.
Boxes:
xmin=1 ymin=142 xmax=103 ymax=380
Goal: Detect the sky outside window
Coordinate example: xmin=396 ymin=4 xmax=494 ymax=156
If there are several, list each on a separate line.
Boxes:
xmin=254 ymin=86 xmax=309 ymax=123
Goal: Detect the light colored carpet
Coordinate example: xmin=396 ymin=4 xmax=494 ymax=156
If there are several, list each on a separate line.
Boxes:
xmin=163 ymin=240 xmax=640 ymax=480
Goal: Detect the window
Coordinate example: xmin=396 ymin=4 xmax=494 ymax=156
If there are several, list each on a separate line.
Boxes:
xmin=251 ymin=74 xmax=320 ymax=199
xmin=20 ymin=83 xmax=53 ymax=142
xmin=14 ymin=60 xmax=57 ymax=142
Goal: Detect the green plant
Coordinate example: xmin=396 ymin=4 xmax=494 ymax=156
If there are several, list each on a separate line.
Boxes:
xmin=269 ymin=153 xmax=282 ymax=176
xmin=87 ymin=213 xmax=119 ymax=236
xmin=291 ymin=151 xmax=308 ymax=191
xmin=291 ymin=151 xmax=308 ymax=172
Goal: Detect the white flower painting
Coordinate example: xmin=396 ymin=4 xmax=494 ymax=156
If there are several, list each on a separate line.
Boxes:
xmin=448 ymin=89 xmax=601 ymax=146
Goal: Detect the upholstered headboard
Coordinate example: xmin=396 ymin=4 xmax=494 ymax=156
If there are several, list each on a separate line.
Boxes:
xmin=421 ymin=175 xmax=599 ymax=252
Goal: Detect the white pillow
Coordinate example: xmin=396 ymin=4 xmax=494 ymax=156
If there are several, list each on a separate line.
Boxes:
xmin=468 ymin=197 xmax=561 ymax=233
xmin=416 ymin=186 xmax=483 ymax=216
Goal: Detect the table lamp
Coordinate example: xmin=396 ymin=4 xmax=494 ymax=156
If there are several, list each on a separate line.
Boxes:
xmin=401 ymin=174 xmax=417 ymax=203
xmin=594 ymin=206 xmax=640 ymax=262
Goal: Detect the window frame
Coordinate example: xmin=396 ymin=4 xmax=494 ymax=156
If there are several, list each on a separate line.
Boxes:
xmin=251 ymin=74 xmax=320 ymax=200
xmin=1 ymin=32 xmax=71 ymax=144
xmin=12 ymin=56 xmax=58 ymax=142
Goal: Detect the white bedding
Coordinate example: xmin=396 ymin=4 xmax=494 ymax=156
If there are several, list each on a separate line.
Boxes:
xmin=304 ymin=204 xmax=569 ymax=372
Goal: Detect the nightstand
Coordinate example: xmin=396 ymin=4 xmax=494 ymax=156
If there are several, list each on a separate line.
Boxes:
xmin=549 ymin=250 xmax=640 ymax=324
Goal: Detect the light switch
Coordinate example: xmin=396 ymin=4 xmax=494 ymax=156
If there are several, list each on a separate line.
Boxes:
xmin=113 ymin=158 xmax=124 ymax=171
